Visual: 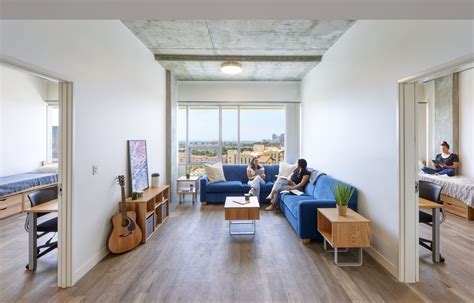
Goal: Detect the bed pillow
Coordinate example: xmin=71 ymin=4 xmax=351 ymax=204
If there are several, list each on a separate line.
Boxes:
xmin=204 ymin=162 xmax=226 ymax=183
xmin=32 ymin=163 xmax=58 ymax=173
xmin=279 ymin=162 xmax=297 ymax=178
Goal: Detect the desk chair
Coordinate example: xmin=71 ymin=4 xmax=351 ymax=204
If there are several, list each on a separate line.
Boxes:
xmin=419 ymin=180 xmax=445 ymax=262
xmin=25 ymin=186 xmax=58 ymax=264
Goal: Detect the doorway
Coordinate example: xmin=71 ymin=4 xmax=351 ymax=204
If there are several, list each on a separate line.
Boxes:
xmin=398 ymin=55 xmax=473 ymax=283
xmin=0 ymin=59 xmax=73 ymax=288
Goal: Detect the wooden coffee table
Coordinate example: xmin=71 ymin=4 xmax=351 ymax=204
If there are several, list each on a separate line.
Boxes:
xmin=224 ymin=196 xmax=260 ymax=235
xmin=317 ymin=208 xmax=370 ymax=266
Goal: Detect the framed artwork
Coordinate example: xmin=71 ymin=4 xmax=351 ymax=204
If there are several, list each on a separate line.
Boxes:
xmin=128 ymin=140 xmax=149 ymax=192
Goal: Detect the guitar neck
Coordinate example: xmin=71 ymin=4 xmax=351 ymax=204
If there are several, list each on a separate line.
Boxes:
xmin=121 ymin=185 xmax=127 ymax=221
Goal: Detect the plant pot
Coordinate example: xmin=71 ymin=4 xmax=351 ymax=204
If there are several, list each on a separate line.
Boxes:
xmin=337 ymin=205 xmax=348 ymax=216
xmin=186 ymin=173 xmax=190 ymax=179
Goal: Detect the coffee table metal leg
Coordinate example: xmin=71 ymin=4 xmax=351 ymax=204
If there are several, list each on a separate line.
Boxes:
xmin=229 ymin=220 xmax=256 ymax=235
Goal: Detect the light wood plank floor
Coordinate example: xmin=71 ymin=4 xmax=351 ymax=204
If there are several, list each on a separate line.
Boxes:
xmin=1 ymin=202 xmax=473 ymax=303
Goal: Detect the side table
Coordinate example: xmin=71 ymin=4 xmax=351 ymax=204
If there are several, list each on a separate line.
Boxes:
xmin=317 ymin=208 xmax=370 ymax=266
xmin=176 ymin=175 xmax=200 ymax=204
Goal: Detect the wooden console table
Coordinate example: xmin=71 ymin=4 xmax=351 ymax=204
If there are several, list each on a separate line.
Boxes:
xmin=317 ymin=208 xmax=370 ymax=266
xmin=123 ymin=186 xmax=170 ymax=243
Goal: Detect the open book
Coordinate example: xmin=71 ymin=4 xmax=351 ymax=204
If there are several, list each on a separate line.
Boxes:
xmin=233 ymin=199 xmax=250 ymax=205
xmin=281 ymin=189 xmax=304 ymax=196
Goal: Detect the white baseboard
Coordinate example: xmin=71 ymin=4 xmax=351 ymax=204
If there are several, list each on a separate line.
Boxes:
xmin=72 ymin=246 xmax=109 ymax=285
xmin=365 ymin=247 xmax=399 ymax=280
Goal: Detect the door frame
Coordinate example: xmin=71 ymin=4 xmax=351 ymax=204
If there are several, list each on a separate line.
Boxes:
xmin=397 ymin=54 xmax=473 ymax=283
xmin=0 ymin=57 xmax=74 ymax=287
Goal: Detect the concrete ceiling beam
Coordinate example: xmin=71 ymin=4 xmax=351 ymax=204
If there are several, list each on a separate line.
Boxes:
xmin=154 ymin=54 xmax=322 ymax=62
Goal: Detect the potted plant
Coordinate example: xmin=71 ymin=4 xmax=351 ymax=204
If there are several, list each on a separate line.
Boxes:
xmin=185 ymin=167 xmax=190 ymax=179
xmin=331 ymin=183 xmax=354 ymax=216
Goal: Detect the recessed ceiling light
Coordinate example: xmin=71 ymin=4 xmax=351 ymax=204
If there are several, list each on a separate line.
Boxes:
xmin=221 ymin=62 xmax=242 ymax=75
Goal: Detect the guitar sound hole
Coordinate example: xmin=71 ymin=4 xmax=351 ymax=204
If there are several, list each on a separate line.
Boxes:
xmin=121 ymin=219 xmax=130 ymax=227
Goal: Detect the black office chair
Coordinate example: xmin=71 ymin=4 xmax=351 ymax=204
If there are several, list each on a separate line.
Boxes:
xmin=419 ymin=180 xmax=445 ymax=262
xmin=25 ymin=186 xmax=58 ymax=263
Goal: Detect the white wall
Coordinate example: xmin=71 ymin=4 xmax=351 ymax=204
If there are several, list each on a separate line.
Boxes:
xmin=459 ymin=68 xmax=474 ymax=178
xmin=301 ymin=20 xmax=474 ymax=277
xmin=0 ymin=21 xmax=167 ymax=283
xmin=178 ymin=81 xmax=300 ymax=102
xmin=0 ymin=65 xmax=48 ymax=176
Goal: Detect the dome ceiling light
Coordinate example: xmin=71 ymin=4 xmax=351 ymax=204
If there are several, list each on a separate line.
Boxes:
xmin=221 ymin=61 xmax=242 ymax=75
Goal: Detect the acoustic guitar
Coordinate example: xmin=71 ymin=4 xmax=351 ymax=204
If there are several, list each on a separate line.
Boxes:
xmin=107 ymin=175 xmax=142 ymax=254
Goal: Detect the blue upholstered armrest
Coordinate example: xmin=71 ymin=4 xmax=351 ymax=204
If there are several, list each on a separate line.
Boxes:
xmin=200 ymin=175 xmax=209 ymax=202
xmin=297 ymin=199 xmax=337 ymax=239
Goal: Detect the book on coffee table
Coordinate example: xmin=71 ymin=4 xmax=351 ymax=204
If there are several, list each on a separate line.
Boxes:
xmin=233 ymin=199 xmax=251 ymax=205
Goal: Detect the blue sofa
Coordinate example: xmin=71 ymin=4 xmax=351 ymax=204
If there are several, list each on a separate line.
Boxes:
xmin=200 ymin=164 xmax=280 ymax=203
xmin=200 ymin=164 xmax=358 ymax=241
xmin=279 ymin=172 xmax=357 ymax=241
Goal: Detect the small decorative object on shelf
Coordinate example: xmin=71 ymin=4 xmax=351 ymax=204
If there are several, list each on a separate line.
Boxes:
xmin=132 ymin=192 xmax=139 ymax=200
xmin=331 ymin=183 xmax=354 ymax=216
xmin=151 ymin=173 xmax=160 ymax=188
xmin=185 ymin=167 xmax=191 ymax=179
xmin=244 ymin=193 xmax=251 ymax=201
xmin=190 ymin=184 xmax=194 ymax=191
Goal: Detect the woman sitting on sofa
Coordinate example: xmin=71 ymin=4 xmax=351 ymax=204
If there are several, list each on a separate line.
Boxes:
xmin=265 ymin=158 xmax=310 ymax=211
xmin=247 ymin=157 xmax=266 ymax=197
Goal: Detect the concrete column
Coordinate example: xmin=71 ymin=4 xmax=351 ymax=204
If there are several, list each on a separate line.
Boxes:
xmin=434 ymin=74 xmax=459 ymax=153
xmin=166 ymin=70 xmax=178 ymax=202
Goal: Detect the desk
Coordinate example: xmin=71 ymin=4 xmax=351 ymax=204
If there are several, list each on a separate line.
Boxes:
xmin=24 ymin=199 xmax=58 ymax=270
xmin=419 ymin=197 xmax=444 ymax=263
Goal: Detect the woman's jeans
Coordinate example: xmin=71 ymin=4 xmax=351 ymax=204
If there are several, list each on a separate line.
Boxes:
xmin=248 ymin=175 xmax=265 ymax=197
xmin=422 ymin=167 xmax=455 ymax=176
xmin=270 ymin=177 xmax=289 ymax=205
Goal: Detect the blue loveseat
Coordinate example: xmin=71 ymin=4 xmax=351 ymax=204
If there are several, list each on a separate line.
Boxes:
xmin=200 ymin=164 xmax=280 ymax=203
xmin=200 ymin=164 xmax=358 ymax=242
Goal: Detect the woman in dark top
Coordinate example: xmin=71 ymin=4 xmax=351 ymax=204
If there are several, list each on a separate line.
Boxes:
xmin=265 ymin=159 xmax=311 ymax=211
xmin=422 ymin=141 xmax=459 ymax=177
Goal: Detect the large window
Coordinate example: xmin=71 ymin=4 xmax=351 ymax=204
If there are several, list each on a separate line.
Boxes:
xmin=178 ymin=105 xmax=285 ymax=175
xmin=47 ymin=105 xmax=59 ymax=163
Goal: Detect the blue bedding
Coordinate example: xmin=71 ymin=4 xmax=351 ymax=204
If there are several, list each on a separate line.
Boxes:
xmin=0 ymin=172 xmax=58 ymax=197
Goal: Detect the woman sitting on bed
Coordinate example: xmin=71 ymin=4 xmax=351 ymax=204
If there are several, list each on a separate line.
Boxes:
xmin=422 ymin=141 xmax=459 ymax=177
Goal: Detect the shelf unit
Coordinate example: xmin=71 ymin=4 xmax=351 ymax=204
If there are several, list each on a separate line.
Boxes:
xmin=121 ymin=185 xmax=170 ymax=243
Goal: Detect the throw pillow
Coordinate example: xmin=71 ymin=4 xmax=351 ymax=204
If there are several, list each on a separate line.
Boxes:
xmin=279 ymin=162 xmax=296 ymax=178
xmin=32 ymin=163 xmax=58 ymax=173
xmin=205 ymin=162 xmax=226 ymax=183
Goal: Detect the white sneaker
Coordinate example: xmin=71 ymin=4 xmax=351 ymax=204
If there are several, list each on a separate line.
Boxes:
xmin=265 ymin=194 xmax=272 ymax=200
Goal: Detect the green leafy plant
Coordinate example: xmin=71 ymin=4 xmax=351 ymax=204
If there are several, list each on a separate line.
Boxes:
xmin=331 ymin=183 xmax=354 ymax=207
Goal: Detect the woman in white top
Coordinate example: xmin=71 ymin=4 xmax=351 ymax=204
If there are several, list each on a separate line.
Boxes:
xmin=247 ymin=157 xmax=266 ymax=197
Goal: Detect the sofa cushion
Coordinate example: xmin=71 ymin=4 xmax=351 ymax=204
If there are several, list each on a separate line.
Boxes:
xmin=205 ymin=162 xmax=226 ymax=183
xmin=206 ymin=181 xmax=243 ymax=193
xmin=223 ymin=165 xmax=248 ymax=183
xmin=263 ymin=165 xmax=280 ymax=182
xmin=280 ymin=194 xmax=315 ymax=218
xmin=278 ymin=162 xmax=297 ymax=178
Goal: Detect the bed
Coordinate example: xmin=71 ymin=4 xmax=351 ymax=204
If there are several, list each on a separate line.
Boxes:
xmin=419 ymin=172 xmax=474 ymax=220
xmin=0 ymin=172 xmax=58 ymax=219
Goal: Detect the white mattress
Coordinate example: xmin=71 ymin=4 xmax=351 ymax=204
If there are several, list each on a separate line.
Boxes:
xmin=419 ymin=173 xmax=474 ymax=207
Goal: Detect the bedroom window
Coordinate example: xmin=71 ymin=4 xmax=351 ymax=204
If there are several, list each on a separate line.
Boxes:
xmin=47 ymin=104 xmax=59 ymax=163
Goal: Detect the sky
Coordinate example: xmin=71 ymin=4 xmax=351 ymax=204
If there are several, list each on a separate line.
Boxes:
xmin=178 ymin=107 xmax=285 ymax=142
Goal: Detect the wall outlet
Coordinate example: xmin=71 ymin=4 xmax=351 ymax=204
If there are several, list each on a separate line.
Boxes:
xmin=92 ymin=165 xmax=99 ymax=175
